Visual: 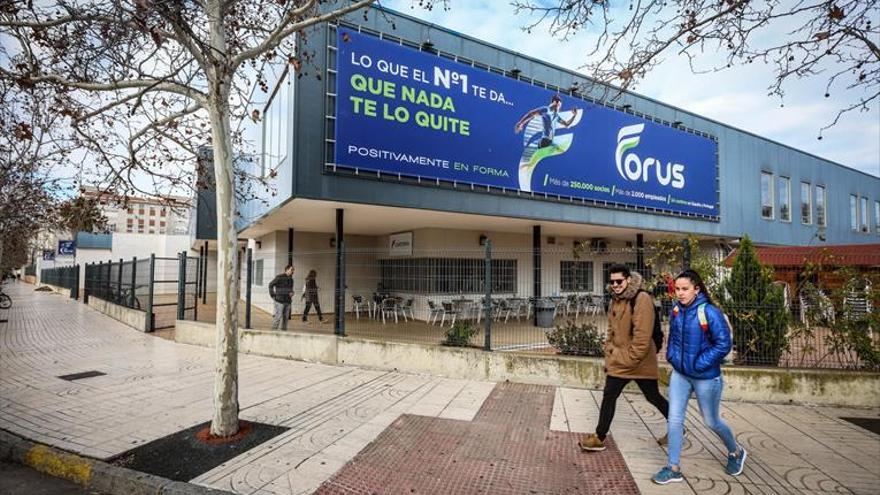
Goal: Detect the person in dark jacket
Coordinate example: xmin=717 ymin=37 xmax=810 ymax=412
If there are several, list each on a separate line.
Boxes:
xmin=652 ymin=269 xmax=746 ymax=485
xmin=268 ymin=264 xmax=295 ymax=330
xmin=578 ymin=264 xmax=669 ymax=452
xmin=301 ymin=269 xmax=324 ymax=324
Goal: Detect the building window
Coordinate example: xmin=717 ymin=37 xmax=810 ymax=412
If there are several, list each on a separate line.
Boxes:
xmin=860 ymin=196 xmax=869 ymax=233
xmin=800 ymin=182 xmax=812 ymax=225
xmin=254 ymin=259 xmax=264 ymax=286
xmin=138 ymin=207 xmax=144 ymax=215
xmin=161 ymin=209 xmax=166 ymax=217
xmin=150 ymin=207 xmax=155 ymax=216
xmin=262 ymin=71 xmax=291 ymax=177
xmin=149 ymin=219 xmax=155 ymax=226
xmin=875 ymin=201 xmax=880 ymax=235
xmin=816 ymin=185 xmax=826 ymax=227
xmin=378 ymin=258 xmax=516 ymax=294
xmin=850 ymin=195 xmax=858 ymax=231
xmin=778 ymin=176 xmax=791 ymax=222
xmin=761 ymin=172 xmax=774 ymax=219
xmin=561 ymin=261 xmax=594 ymax=292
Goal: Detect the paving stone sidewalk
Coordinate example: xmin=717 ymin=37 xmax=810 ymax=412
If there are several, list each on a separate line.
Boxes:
xmin=1 ymin=283 xmax=878 ymax=494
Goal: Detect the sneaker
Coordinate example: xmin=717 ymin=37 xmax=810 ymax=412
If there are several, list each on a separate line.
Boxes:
xmin=578 ymin=433 xmax=606 ymax=452
xmin=657 ymin=427 xmax=688 ymax=446
xmin=726 ymin=445 xmax=748 ymax=476
xmin=652 ymin=466 xmax=684 ymax=484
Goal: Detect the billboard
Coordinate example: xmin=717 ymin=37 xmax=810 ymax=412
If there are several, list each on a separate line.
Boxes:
xmin=334 ymin=28 xmax=719 ymax=217
xmin=58 ymin=240 xmax=76 ymax=256
xmin=42 ymin=250 xmax=55 ymax=261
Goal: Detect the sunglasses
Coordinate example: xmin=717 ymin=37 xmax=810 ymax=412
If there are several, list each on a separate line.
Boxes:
xmin=609 ymin=279 xmax=626 ymax=286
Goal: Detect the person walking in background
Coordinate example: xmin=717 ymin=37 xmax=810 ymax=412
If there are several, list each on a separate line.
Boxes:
xmin=302 ymin=269 xmax=325 ymax=324
xmin=268 ymin=264 xmax=295 ymax=331
xmin=652 ymin=269 xmax=746 ymax=485
xmin=579 ymin=264 xmax=670 ymax=452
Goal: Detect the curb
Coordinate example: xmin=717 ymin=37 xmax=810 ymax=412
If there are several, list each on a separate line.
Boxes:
xmin=0 ymin=429 xmax=234 ymax=495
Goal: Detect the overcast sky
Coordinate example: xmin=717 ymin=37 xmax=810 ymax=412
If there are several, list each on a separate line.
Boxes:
xmin=382 ymin=1 xmax=880 ymax=178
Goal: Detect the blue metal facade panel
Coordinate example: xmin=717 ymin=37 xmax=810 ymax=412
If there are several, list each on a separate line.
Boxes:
xmin=235 ymin=6 xmax=879 ymax=246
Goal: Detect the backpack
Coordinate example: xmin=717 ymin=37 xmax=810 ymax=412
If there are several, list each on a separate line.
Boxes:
xmin=697 ymin=303 xmax=735 ymax=363
xmin=628 ymin=290 xmax=664 ymax=354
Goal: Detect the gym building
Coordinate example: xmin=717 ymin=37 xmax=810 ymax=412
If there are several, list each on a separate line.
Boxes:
xmin=193 ymin=5 xmax=879 ymax=346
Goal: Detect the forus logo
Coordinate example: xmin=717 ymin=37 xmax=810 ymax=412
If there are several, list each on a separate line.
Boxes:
xmin=615 ymin=124 xmax=685 ymax=189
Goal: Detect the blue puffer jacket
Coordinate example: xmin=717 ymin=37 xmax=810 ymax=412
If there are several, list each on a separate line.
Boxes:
xmin=666 ymin=293 xmax=731 ymax=379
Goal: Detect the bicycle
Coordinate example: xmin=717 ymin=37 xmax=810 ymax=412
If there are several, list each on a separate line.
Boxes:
xmin=114 ymin=286 xmax=142 ymax=310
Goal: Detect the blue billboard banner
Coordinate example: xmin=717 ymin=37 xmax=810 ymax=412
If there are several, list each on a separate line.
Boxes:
xmin=334 ymin=28 xmax=719 ymax=217
xmin=58 ymin=240 xmax=76 ymax=256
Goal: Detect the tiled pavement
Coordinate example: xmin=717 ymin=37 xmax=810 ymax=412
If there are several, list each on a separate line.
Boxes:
xmin=1 ymin=283 xmax=878 ymax=494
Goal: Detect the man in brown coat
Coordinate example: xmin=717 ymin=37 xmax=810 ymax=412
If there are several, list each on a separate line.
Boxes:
xmin=579 ymin=264 xmax=670 ymax=451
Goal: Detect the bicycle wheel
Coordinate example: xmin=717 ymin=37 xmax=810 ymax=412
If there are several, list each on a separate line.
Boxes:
xmin=0 ymin=293 xmax=12 ymax=310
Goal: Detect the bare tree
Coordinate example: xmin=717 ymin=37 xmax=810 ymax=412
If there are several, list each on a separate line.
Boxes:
xmin=509 ymin=0 xmax=878 ymax=137
xmin=0 ymin=0 xmax=376 ymax=437
xmin=0 ymin=81 xmax=72 ymax=275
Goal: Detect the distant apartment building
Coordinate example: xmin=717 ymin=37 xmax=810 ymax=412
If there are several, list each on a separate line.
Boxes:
xmin=81 ymin=187 xmax=191 ymax=236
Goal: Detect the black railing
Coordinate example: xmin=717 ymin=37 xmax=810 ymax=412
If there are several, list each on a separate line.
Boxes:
xmin=40 ymin=265 xmax=79 ymax=299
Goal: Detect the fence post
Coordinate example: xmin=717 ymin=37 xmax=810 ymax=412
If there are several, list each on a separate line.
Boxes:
xmin=335 ymin=241 xmax=346 ymax=337
xmin=245 ymin=248 xmax=252 ymax=329
xmin=195 ymin=247 xmax=202 ymax=307
xmin=146 ymin=254 xmax=155 ymax=332
xmin=117 ymin=258 xmax=123 ymax=303
xmin=73 ymin=265 xmax=80 ymax=300
xmin=177 ymin=252 xmax=186 ymax=321
xmin=83 ymin=263 xmax=90 ymax=304
xmin=202 ymin=241 xmax=209 ymax=304
xmin=130 ymin=257 xmax=137 ymax=308
xmin=484 ymin=240 xmax=492 ymax=351
xmin=682 ymin=238 xmax=691 ymax=270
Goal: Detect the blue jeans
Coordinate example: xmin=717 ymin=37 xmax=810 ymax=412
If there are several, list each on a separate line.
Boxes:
xmin=667 ymin=369 xmax=738 ymax=467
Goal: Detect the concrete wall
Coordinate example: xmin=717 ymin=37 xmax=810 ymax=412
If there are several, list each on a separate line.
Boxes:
xmin=175 ymin=320 xmax=880 ymax=407
xmin=87 ymin=297 xmax=148 ymax=332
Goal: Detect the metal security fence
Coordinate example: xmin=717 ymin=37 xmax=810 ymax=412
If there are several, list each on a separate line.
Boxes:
xmin=40 ymin=265 xmax=79 ymax=299
xmin=84 ymin=253 xmax=198 ymax=332
xmin=24 ymin=264 xmax=36 ymax=277
xmin=187 ymin=239 xmax=878 ymax=371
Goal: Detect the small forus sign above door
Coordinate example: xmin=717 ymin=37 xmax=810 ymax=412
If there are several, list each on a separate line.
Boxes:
xmin=389 ymin=232 xmax=413 ymax=256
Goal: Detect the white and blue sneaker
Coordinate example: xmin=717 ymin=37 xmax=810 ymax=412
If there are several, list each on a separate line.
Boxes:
xmin=652 ymin=466 xmax=684 ymax=484
xmin=726 ymin=445 xmax=748 ymax=476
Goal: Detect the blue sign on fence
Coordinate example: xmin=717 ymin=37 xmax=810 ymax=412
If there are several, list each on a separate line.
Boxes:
xmin=334 ymin=29 xmax=719 ymax=217
xmin=42 ymin=249 xmax=55 ymax=261
xmin=58 ymin=240 xmax=76 ymax=256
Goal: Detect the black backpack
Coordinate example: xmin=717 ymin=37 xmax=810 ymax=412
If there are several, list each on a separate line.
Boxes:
xmin=629 ymin=290 xmax=664 ymax=354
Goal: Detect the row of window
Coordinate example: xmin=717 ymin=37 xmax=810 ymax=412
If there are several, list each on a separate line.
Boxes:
xmin=760 ymin=172 xmax=827 ymax=226
xmin=125 ymin=206 xmax=167 ymax=217
xmin=849 ymin=195 xmax=879 ymax=234
xmin=262 ymin=71 xmax=291 ymax=177
xmin=378 ymin=258 xmax=517 ymax=294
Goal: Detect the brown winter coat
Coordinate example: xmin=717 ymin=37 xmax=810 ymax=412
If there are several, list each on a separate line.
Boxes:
xmin=604 ymin=272 xmax=659 ymax=379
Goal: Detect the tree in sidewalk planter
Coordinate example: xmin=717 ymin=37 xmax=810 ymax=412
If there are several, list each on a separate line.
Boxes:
xmin=545 ymin=320 xmax=604 ymax=357
xmin=717 ymin=235 xmax=791 ymax=367
xmin=0 ymin=0 xmax=376 ymax=437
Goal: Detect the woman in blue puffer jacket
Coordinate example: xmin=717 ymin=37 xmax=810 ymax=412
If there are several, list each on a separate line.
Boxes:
xmin=652 ymin=269 xmax=747 ymax=485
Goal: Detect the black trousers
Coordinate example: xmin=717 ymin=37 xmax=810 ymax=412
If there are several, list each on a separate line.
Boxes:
xmin=302 ymin=300 xmax=323 ymax=321
xmin=596 ymin=375 xmax=669 ymax=440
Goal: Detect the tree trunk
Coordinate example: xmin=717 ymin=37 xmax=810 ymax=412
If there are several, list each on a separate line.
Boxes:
xmin=207 ymin=2 xmax=240 ymax=437
xmin=208 ymin=99 xmax=241 ymax=437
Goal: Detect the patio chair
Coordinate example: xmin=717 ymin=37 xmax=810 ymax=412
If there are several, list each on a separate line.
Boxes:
xmin=440 ymin=301 xmax=459 ymax=327
xmin=426 ymin=299 xmax=444 ymax=325
xmin=352 ymin=295 xmax=368 ymax=319
xmin=493 ymin=299 xmax=512 ymax=323
xmin=397 ymin=298 xmax=415 ymax=322
xmin=379 ymin=298 xmax=399 ymax=324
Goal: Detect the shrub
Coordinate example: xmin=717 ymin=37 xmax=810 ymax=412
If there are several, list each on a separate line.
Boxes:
xmin=717 ymin=235 xmax=791 ymax=366
xmin=442 ymin=321 xmax=477 ymax=347
xmin=546 ymin=320 xmax=604 ymax=357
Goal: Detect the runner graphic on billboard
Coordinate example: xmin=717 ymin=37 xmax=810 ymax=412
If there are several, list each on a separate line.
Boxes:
xmin=514 ymin=94 xmax=581 ymax=192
